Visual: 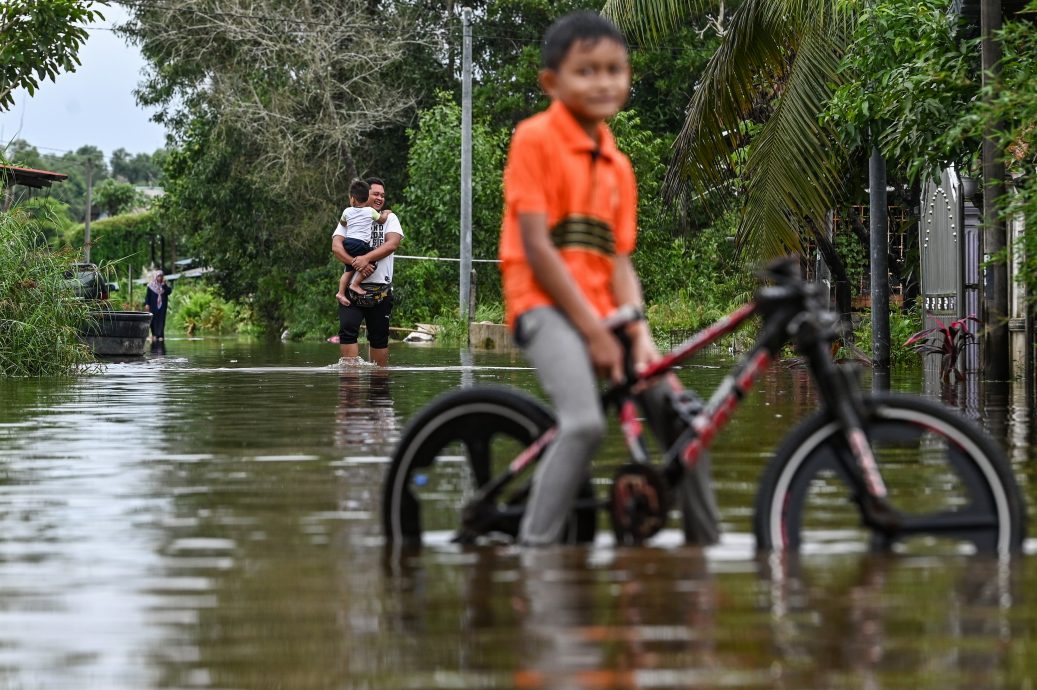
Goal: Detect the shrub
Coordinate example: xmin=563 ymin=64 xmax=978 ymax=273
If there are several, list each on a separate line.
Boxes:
xmin=0 ymin=209 xmax=95 ymax=376
xmin=167 ymin=281 xmax=250 ymax=336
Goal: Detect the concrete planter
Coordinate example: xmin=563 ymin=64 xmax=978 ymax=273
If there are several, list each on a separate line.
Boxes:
xmin=82 ymin=310 xmax=152 ymax=357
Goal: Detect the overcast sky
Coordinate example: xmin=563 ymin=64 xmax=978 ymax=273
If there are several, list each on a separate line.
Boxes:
xmin=0 ymin=5 xmax=167 ymax=161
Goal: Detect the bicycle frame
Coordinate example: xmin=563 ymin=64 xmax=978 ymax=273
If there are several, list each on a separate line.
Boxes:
xmin=471 ymin=270 xmax=892 ymax=531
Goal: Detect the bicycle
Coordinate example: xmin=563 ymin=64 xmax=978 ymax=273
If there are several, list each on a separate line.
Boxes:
xmin=382 ymin=258 xmax=1027 ymax=555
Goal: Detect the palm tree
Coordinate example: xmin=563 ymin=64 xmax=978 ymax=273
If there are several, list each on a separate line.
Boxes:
xmin=603 ymin=0 xmax=857 ymax=278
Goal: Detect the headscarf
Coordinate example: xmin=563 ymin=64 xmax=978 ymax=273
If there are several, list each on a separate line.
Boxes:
xmin=147 ymin=271 xmax=166 ymax=309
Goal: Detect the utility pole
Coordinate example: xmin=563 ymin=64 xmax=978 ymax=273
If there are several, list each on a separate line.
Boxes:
xmin=459 ymin=6 xmax=473 ymax=320
xmin=83 ymin=159 xmax=93 ymax=264
xmin=981 ymin=0 xmax=1009 ymax=380
xmin=869 ymin=147 xmax=890 ymax=373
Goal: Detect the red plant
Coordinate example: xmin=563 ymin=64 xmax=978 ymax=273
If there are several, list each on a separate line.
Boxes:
xmin=905 ymin=315 xmax=981 ymax=380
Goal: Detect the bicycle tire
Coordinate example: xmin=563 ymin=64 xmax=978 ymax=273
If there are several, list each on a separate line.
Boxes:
xmin=754 ymin=393 xmax=1026 ymax=556
xmin=382 ymin=386 xmax=597 ymax=546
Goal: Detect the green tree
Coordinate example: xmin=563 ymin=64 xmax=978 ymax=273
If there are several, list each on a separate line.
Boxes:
xmin=110 ymin=147 xmax=166 ymax=185
xmin=120 ymin=0 xmax=431 ymax=203
xmin=93 ymin=178 xmax=142 ymax=217
xmin=825 ymin=0 xmax=980 ymax=183
xmin=0 ymin=0 xmax=107 ymax=110
xmin=158 ymin=115 xmax=328 ymax=330
xmin=393 ymin=94 xmax=509 ymax=322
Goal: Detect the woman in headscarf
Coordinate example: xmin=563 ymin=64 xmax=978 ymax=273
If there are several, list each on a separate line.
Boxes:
xmin=143 ymin=271 xmax=173 ymax=341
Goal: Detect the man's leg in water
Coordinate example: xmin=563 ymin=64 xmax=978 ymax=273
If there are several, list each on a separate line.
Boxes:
xmin=338 ymin=301 xmax=364 ymax=359
xmin=517 ymin=307 xmax=606 ymax=545
xmin=364 ymin=293 xmax=393 ymax=366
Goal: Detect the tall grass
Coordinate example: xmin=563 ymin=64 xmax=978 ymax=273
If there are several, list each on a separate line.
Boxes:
xmin=0 ymin=209 xmax=95 ymax=377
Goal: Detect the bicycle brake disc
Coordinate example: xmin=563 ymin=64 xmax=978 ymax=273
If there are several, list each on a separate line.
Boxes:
xmin=609 ymin=463 xmax=669 ymax=545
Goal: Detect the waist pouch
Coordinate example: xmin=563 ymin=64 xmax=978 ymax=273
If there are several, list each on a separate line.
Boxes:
xmin=347 ymin=283 xmax=392 ymax=308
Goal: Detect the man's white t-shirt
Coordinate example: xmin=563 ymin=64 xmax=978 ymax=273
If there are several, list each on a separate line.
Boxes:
xmin=332 ymin=211 xmax=403 ymax=285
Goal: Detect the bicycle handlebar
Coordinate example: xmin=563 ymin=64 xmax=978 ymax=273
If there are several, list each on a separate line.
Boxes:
xmin=602 ymin=303 xmax=644 ymax=331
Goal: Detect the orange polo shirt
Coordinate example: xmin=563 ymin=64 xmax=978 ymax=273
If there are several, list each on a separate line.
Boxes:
xmin=499 ymin=100 xmax=638 ymax=328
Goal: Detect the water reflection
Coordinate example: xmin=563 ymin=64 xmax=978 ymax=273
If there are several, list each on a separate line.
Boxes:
xmin=761 ymin=553 xmax=1022 ymax=689
xmin=335 ymin=369 xmax=397 ymax=451
xmin=0 ymin=341 xmax=1035 ymax=688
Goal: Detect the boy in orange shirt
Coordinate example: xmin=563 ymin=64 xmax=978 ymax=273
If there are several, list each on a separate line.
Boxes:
xmin=500 ymin=11 xmax=719 ymax=546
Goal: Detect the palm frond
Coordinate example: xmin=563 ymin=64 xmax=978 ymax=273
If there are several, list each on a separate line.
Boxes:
xmin=601 ymin=0 xmax=721 ymax=46
xmin=738 ymin=22 xmax=850 ymax=259
xmin=663 ymin=0 xmax=793 ymax=211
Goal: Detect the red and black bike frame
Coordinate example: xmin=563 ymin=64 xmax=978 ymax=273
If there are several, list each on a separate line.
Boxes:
xmin=477 ymin=272 xmax=890 ymax=526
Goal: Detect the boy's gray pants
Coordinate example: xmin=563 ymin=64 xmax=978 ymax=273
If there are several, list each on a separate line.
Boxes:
xmin=515 ymin=307 xmax=721 ymax=546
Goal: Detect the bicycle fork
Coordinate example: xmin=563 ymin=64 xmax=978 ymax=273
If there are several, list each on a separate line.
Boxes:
xmin=807 ymin=346 xmax=902 ymax=537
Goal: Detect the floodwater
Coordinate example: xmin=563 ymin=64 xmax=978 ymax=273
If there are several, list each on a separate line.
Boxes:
xmin=1 ymin=338 xmax=1036 ymax=689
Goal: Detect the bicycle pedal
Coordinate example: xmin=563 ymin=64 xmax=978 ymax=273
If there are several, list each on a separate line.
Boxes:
xmin=609 ymin=463 xmax=669 ymax=545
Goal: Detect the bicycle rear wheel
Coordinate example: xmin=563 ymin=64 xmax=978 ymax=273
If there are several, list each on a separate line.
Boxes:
xmin=754 ymin=393 xmax=1026 ymax=556
xmin=382 ymin=386 xmax=597 ymax=546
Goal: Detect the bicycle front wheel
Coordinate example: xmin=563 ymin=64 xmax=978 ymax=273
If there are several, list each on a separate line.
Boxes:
xmin=754 ymin=393 xmax=1026 ymax=556
xmin=382 ymin=386 xmax=597 ymax=547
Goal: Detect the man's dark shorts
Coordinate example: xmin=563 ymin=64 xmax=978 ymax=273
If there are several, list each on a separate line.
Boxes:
xmin=338 ymin=289 xmax=393 ymax=349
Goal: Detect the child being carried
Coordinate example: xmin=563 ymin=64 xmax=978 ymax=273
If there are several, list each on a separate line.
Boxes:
xmin=336 ymin=178 xmax=392 ymax=306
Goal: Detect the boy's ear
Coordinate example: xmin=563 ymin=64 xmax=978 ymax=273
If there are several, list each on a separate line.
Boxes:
xmin=538 ymin=68 xmax=557 ymax=99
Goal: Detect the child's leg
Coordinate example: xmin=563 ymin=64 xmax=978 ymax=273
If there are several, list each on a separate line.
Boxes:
xmin=516 ymin=307 xmax=606 ymax=545
xmin=336 ymin=270 xmax=352 ymax=306
xmin=637 ymin=377 xmax=720 ymax=545
xmin=343 ymin=239 xmax=375 ymax=295
xmin=349 ymin=270 xmax=367 ymax=295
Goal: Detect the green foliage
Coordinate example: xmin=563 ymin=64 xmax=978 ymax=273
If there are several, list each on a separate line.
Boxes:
xmin=0 ymin=0 xmax=107 ymax=110
xmin=14 ymin=197 xmax=75 ymax=246
xmin=825 ymin=0 xmax=979 ymax=182
xmin=167 ymin=281 xmax=251 ymax=337
xmin=942 ymin=3 xmax=1037 ymax=298
xmin=110 ymin=148 xmax=166 ymax=185
xmin=281 ymin=261 xmax=345 ymax=341
xmin=834 ymin=225 xmax=867 ymax=291
xmin=93 ymin=179 xmax=143 ymax=217
xmin=642 ymin=212 xmax=752 ymax=332
xmin=399 ymin=93 xmax=508 ymax=262
xmin=0 ymin=209 xmax=94 ymax=376
xmin=158 ymin=115 xmax=329 ymax=331
xmin=64 ymin=211 xmax=159 ymax=268
xmin=609 ymin=110 xmax=750 ymax=327
xmin=853 ymin=303 xmax=924 ymax=368
xmin=392 ymin=93 xmax=508 ymax=324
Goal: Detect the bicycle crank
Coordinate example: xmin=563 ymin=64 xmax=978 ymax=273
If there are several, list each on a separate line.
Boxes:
xmin=609 ymin=463 xmax=669 ymax=545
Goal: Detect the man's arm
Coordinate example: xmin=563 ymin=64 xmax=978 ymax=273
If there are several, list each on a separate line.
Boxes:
xmin=353 ymin=231 xmax=401 ymax=272
xmin=519 ymin=211 xmax=623 ymax=382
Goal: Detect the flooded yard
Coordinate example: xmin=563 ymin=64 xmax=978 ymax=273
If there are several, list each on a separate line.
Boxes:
xmin=1 ymin=338 xmax=1035 ymax=688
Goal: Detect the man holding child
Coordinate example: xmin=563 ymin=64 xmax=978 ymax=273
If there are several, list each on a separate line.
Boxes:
xmin=332 ymin=177 xmax=403 ymax=366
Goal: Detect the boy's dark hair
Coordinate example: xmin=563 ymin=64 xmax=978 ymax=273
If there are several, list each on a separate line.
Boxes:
xmin=349 ymin=178 xmax=370 ymax=202
xmin=541 ymin=11 xmax=627 ymax=70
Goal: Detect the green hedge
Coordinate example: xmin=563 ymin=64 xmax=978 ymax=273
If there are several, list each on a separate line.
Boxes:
xmin=64 ymin=211 xmax=160 ymax=268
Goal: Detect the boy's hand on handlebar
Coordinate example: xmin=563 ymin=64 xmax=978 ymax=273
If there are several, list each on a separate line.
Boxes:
xmin=586 ymin=326 xmax=625 ymax=383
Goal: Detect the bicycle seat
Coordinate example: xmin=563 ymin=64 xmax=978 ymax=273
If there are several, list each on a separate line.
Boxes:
xmin=758 ymin=256 xmax=802 ymax=283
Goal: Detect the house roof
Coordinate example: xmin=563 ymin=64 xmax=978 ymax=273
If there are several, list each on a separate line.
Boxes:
xmin=0 ymin=164 xmax=69 ymax=189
